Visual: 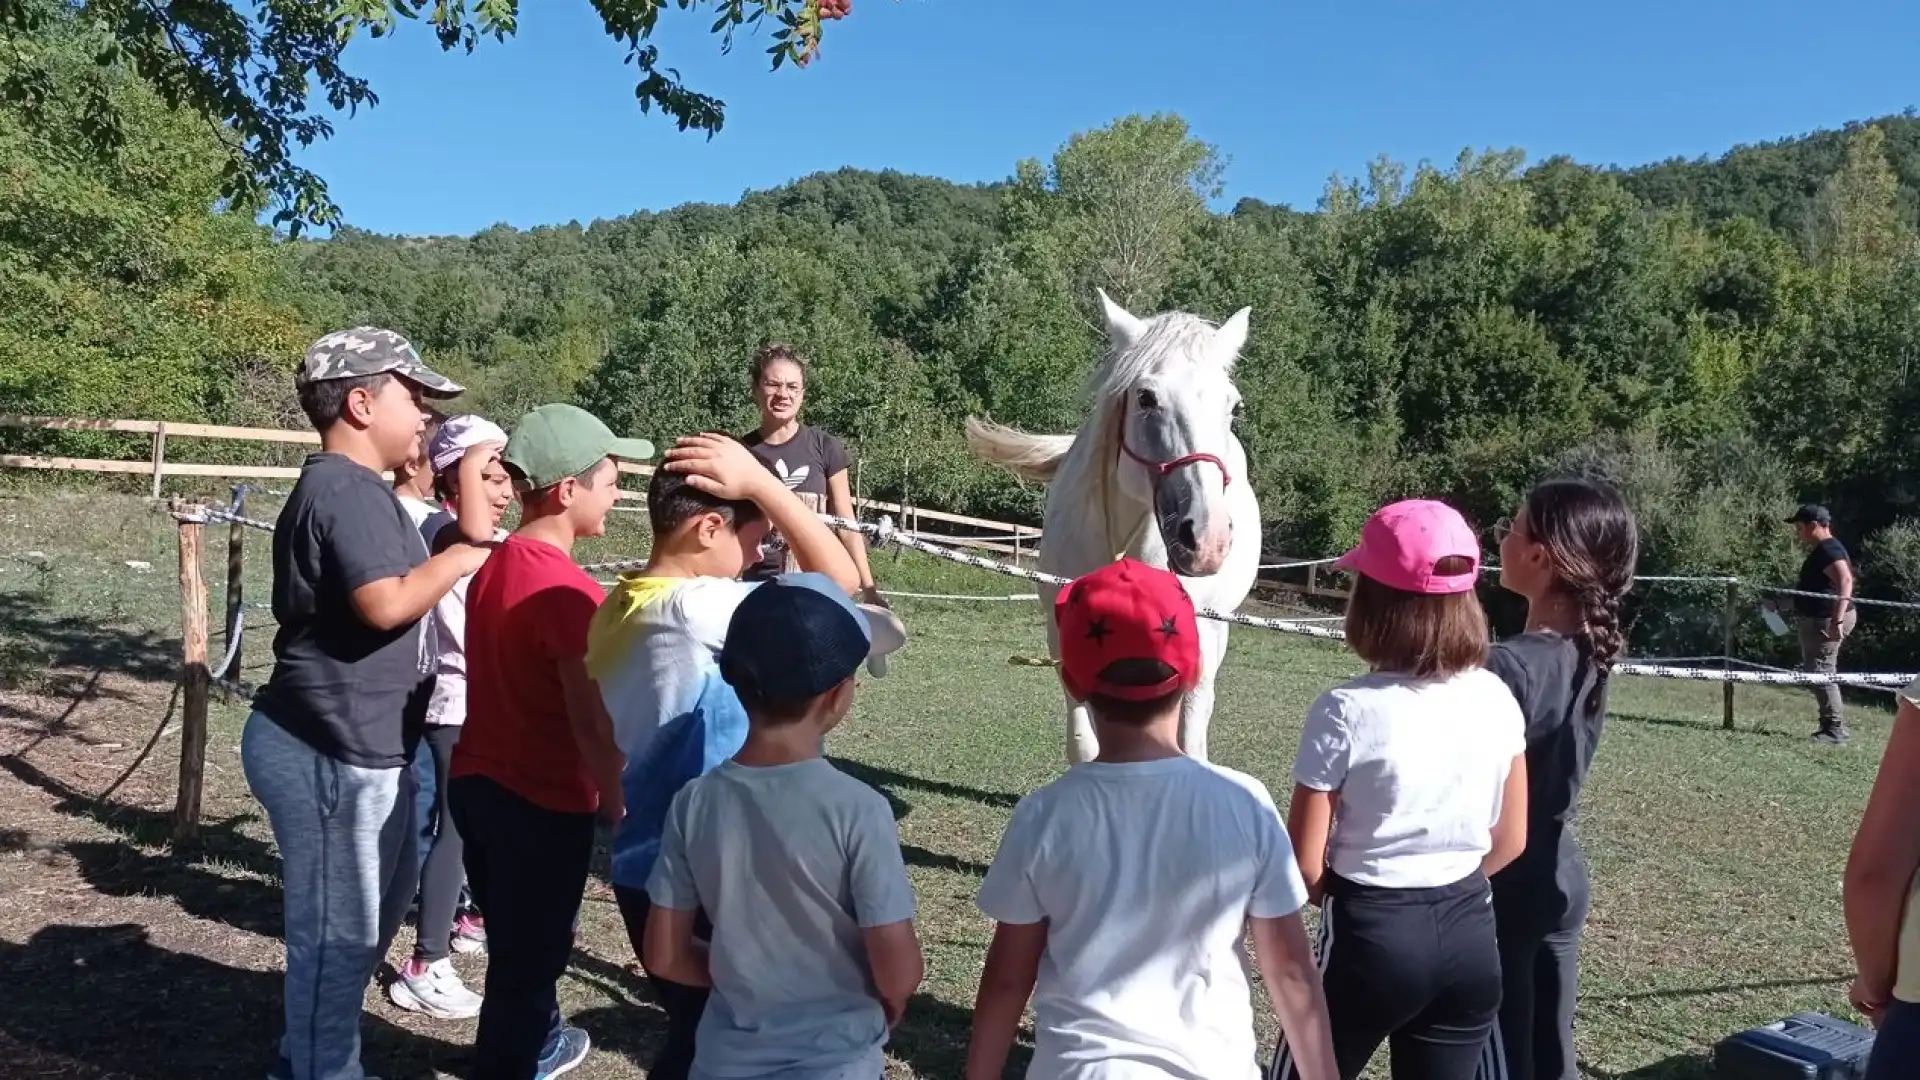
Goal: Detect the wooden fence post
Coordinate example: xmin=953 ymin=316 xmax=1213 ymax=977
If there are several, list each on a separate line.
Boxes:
xmin=219 ymin=486 xmax=246 ymax=682
xmin=149 ymin=423 xmax=167 ymax=499
xmin=1306 ymin=563 xmax=1320 ymax=599
xmin=1722 ymin=580 xmax=1738 ymax=731
xmin=172 ymin=500 xmax=211 ymax=843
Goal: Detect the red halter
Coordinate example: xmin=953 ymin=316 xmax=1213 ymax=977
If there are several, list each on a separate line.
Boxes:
xmin=1115 ymin=409 xmax=1233 ymax=489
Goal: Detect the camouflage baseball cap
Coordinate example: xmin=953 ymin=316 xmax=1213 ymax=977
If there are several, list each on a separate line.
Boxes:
xmin=298 ymin=327 xmax=464 ymax=398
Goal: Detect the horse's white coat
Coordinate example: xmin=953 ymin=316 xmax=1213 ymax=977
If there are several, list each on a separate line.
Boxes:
xmin=966 ymin=291 xmax=1262 ymax=763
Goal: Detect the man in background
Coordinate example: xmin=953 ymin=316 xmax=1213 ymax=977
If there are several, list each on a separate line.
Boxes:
xmin=1785 ymin=504 xmax=1857 ymax=745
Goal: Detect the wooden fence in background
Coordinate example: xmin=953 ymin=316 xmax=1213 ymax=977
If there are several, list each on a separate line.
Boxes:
xmin=0 ymin=414 xmax=1043 ymax=558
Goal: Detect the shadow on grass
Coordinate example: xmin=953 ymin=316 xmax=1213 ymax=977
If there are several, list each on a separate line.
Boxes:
xmin=0 ymin=750 xmax=286 ymax=939
xmin=1609 ymin=711 xmax=1800 ymax=739
xmin=0 ymin=589 xmax=177 ymax=699
xmin=0 ymin=922 xmax=463 ymax=1080
xmin=905 ymin=843 xmax=990 ymax=878
xmin=830 ymin=756 xmax=1022 ymax=812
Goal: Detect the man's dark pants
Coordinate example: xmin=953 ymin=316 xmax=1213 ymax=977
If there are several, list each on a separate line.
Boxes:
xmin=449 ymin=775 xmax=594 ymax=1080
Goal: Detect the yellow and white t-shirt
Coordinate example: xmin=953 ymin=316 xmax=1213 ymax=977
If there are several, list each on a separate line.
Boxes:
xmin=585 ymin=574 xmax=760 ymax=891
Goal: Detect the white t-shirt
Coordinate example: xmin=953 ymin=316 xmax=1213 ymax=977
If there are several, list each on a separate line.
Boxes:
xmin=977 ymin=756 xmax=1308 ymax=1080
xmin=417 ymin=510 xmax=506 ymax=728
xmin=1293 ymin=667 xmax=1526 ymax=889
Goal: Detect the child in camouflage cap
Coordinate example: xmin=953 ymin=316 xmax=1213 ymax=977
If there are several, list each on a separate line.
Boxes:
xmin=241 ymin=326 xmax=486 ymax=1080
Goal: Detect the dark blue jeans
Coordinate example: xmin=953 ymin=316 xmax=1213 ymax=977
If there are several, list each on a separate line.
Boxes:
xmin=449 ymin=774 xmax=595 ymax=1080
xmin=1868 ymin=999 xmax=1920 ymax=1080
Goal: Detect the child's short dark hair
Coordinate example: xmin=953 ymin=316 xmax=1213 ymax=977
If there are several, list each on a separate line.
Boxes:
xmin=1085 ymin=658 xmax=1186 ymax=726
xmin=1344 ymin=560 xmax=1488 ymax=680
xmin=647 ymin=468 xmax=765 ymax=538
xmin=739 ymin=684 xmax=830 ymax=727
xmin=297 ymin=373 xmax=392 ymax=432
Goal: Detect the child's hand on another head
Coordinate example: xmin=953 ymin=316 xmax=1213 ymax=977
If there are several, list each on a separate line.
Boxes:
xmin=462 ymin=440 xmax=506 ymax=469
xmin=663 ymin=434 xmax=775 ymax=501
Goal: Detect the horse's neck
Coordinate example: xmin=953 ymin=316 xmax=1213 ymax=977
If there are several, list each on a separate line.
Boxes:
xmin=1045 ymin=400 xmax=1158 ymax=567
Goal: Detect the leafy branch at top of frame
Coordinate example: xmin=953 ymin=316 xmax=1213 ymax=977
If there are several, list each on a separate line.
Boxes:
xmin=0 ymin=0 xmax=860 ymax=233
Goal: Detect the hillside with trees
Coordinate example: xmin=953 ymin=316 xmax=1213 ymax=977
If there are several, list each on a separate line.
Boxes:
xmin=4 ymin=7 xmax=1918 ymax=668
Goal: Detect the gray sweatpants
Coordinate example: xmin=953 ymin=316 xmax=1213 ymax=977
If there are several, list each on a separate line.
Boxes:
xmin=242 ymin=712 xmax=418 ymax=1080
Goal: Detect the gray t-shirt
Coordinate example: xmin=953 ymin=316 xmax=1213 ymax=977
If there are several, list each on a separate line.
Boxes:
xmin=648 ymin=758 xmax=915 ymax=1078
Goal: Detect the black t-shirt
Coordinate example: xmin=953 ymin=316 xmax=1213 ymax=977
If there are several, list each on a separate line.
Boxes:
xmin=1486 ymin=631 xmax=1606 ymax=932
xmin=739 ymin=425 xmax=851 ymax=581
xmin=1794 ymin=537 xmax=1850 ymax=618
xmin=252 ymin=453 xmax=434 ymax=769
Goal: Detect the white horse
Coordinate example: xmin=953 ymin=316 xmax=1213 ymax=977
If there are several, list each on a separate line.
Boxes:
xmin=966 ymin=290 xmax=1262 ymax=764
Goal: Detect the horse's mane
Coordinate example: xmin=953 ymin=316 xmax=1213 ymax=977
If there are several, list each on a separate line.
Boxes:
xmin=1083 ymin=310 xmax=1233 ymax=411
xmin=1054 ymin=309 xmax=1236 ymax=554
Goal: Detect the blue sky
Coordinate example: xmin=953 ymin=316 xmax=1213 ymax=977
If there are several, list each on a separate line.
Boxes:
xmin=297 ymin=0 xmax=1920 ymax=236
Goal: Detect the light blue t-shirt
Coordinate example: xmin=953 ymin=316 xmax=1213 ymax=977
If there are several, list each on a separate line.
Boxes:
xmin=649 ymin=758 xmax=917 ymax=1078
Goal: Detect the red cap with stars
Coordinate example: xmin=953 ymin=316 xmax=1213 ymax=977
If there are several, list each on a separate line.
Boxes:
xmin=1054 ymin=558 xmax=1203 ymax=703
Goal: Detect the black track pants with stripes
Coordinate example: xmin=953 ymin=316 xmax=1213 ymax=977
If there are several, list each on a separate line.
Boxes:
xmin=1271 ymin=871 xmax=1503 ymax=1080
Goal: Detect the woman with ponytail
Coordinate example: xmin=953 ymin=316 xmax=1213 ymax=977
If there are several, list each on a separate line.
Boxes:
xmin=1483 ymin=478 xmax=1638 ymax=1080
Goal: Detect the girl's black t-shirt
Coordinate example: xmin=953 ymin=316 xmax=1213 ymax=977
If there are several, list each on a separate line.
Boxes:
xmin=1486 ymin=630 xmax=1607 ymax=928
xmin=738 ymin=425 xmax=851 ymax=580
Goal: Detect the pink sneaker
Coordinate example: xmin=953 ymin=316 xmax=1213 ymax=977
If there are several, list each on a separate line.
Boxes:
xmin=451 ymin=913 xmax=487 ymax=955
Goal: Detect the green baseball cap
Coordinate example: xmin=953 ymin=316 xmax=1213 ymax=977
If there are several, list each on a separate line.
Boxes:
xmin=504 ymin=404 xmax=655 ymax=489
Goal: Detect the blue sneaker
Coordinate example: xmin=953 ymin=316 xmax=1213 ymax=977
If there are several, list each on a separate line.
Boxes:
xmin=535 ymin=1025 xmax=591 ymax=1079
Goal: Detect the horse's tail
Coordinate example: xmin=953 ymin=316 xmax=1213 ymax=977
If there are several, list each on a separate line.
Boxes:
xmin=965 ymin=418 xmax=1074 ymax=483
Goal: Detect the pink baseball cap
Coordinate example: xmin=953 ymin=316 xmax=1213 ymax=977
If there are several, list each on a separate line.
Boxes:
xmin=1335 ymin=499 xmax=1481 ymax=595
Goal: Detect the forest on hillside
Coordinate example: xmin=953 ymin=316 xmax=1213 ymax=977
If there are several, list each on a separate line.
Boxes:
xmin=5 ymin=8 xmax=1920 ymax=669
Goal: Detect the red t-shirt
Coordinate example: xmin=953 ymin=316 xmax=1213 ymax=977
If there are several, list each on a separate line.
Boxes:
xmin=451 ymin=534 xmax=607 ymax=814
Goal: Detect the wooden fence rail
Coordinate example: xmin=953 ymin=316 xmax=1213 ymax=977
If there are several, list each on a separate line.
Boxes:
xmin=1 ymin=414 xmax=1044 ymax=552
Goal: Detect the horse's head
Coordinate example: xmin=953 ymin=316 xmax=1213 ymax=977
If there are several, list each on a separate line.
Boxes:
xmin=1094 ymin=289 xmax=1250 ymax=578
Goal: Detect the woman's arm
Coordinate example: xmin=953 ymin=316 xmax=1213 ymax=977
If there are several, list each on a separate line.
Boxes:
xmin=1845 ymin=698 xmax=1920 ymax=1024
xmin=1287 ymin=785 xmax=1337 ymax=905
xmin=827 ymin=469 xmax=884 ymax=606
xmin=965 ymin=921 xmax=1045 ymax=1080
xmin=1482 ymin=753 xmax=1529 ymax=877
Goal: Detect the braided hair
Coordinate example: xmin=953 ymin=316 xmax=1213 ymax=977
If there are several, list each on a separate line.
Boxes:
xmin=1521 ymin=478 xmax=1639 ymax=714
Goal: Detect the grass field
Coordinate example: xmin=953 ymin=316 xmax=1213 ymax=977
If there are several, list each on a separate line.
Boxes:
xmin=0 ymin=487 xmax=1893 ymax=1080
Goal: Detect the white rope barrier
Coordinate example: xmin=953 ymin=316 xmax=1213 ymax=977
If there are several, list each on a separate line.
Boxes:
xmin=1752 ymin=585 xmax=1920 ymax=612
xmin=176 ymin=504 xmax=1916 ymax=688
xmin=881 ymin=591 xmax=1038 ymax=602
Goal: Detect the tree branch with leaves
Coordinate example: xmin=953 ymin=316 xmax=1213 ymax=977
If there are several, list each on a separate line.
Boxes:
xmin=0 ymin=0 xmax=862 ymax=232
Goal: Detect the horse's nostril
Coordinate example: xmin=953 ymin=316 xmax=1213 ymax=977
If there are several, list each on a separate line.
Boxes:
xmin=1178 ymin=520 xmax=1198 ymax=550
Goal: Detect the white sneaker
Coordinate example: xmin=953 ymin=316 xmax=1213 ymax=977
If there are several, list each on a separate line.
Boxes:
xmin=387 ymin=958 xmax=483 ymax=1020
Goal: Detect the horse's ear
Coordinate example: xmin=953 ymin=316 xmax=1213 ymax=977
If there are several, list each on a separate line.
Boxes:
xmin=1096 ymin=288 xmax=1145 ymax=350
xmin=1212 ymin=306 xmax=1252 ymax=366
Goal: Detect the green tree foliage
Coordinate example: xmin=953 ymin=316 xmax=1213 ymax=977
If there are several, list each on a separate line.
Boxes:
xmin=9 ymin=6 xmax=1920 ymax=669
xmin=0 ymin=5 xmax=307 ymax=449
xmin=0 ymin=0 xmax=871 ymax=230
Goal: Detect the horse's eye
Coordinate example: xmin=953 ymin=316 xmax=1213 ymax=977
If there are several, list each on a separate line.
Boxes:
xmin=1137 ymin=388 xmax=1159 ymax=410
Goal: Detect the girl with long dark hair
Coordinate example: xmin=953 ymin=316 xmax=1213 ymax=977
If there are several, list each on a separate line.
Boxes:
xmin=1483 ymin=477 xmax=1639 ymax=1080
